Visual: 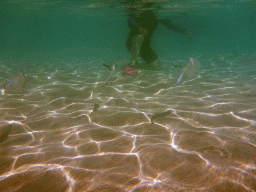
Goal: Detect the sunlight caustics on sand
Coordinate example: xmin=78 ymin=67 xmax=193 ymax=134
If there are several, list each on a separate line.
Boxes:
xmin=0 ymin=55 xmax=255 ymax=192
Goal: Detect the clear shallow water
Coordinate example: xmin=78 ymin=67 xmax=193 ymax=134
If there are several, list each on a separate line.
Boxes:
xmin=0 ymin=0 xmax=256 ymax=192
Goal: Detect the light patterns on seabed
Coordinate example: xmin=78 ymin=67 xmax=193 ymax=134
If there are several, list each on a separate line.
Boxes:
xmin=0 ymin=55 xmax=255 ymax=192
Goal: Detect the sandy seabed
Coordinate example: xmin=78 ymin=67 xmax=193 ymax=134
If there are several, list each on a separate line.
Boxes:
xmin=0 ymin=54 xmax=255 ymax=192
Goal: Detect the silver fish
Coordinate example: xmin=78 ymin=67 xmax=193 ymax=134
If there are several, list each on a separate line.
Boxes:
xmin=103 ymin=64 xmax=116 ymax=86
xmin=3 ymin=71 xmax=26 ymax=95
xmin=175 ymin=57 xmax=200 ymax=87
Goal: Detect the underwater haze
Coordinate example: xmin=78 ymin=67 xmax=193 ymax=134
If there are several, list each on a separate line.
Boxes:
xmin=0 ymin=0 xmax=256 ymax=191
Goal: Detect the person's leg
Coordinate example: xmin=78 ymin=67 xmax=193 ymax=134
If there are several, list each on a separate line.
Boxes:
xmin=140 ymin=45 xmax=162 ymax=70
xmin=126 ymin=32 xmax=133 ymax=52
xmin=126 ymin=32 xmax=144 ymax=66
xmin=127 ymin=32 xmax=161 ymax=69
xmin=130 ymin=34 xmax=144 ymax=66
xmin=150 ymin=59 xmax=162 ymax=70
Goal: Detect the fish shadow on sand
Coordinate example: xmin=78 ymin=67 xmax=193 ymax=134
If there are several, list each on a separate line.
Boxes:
xmin=150 ymin=110 xmax=173 ymax=124
xmin=0 ymin=124 xmax=13 ymax=143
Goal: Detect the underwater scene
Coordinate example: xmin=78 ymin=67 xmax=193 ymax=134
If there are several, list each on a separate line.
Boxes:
xmin=0 ymin=0 xmax=256 ymax=191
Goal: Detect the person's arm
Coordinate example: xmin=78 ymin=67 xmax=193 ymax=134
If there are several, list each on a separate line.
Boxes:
xmin=159 ymin=19 xmax=191 ymax=37
xmin=159 ymin=19 xmax=186 ymax=32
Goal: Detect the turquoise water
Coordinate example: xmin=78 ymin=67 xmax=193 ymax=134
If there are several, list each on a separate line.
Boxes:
xmin=0 ymin=0 xmax=255 ymax=192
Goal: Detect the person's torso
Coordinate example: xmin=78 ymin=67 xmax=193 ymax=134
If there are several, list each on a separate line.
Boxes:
xmin=128 ymin=9 xmax=158 ymax=35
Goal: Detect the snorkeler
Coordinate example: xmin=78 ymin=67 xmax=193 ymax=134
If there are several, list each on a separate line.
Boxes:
xmin=124 ymin=0 xmax=190 ymax=70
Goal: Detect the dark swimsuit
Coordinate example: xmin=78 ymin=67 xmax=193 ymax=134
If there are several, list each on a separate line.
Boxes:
xmin=126 ymin=9 xmax=158 ymax=64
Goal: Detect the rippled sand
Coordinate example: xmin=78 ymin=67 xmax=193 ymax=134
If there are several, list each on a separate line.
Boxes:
xmin=0 ymin=55 xmax=255 ymax=192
